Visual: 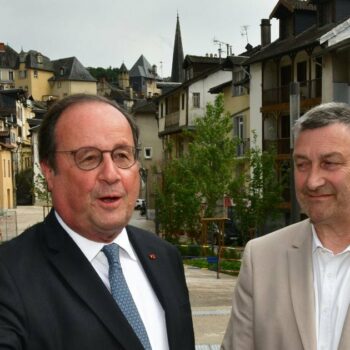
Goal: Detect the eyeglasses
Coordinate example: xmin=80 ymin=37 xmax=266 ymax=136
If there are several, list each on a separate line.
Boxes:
xmin=55 ymin=146 xmax=138 ymax=171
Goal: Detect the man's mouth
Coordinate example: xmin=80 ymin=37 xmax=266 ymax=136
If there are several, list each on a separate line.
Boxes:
xmin=99 ymin=196 xmax=120 ymax=203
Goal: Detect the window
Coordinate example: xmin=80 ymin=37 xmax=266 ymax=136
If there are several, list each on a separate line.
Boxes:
xmin=37 ymin=54 xmax=43 ymax=63
xmin=193 ymin=93 xmax=200 ymax=108
xmin=181 ymin=93 xmax=185 ymax=110
xmin=19 ymin=70 xmax=27 ymax=79
xmin=160 ymin=103 xmax=164 ymax=118
xmin=59 ymin=67 xmax=65 ymax=76
xmin=144 ymin=147 xmax=152 ymax=159
xmin=297 ymin=61 xmax=307 ymax=86
xmin=234 ymin=115 xmax=245 ymax=156
xmin=34 ymin=70 xmax=38 ymax=78
xmin=232 ymin=70 xmax=245 ymax=96
xmin=8 ymin=71 xmax=13 ymax=81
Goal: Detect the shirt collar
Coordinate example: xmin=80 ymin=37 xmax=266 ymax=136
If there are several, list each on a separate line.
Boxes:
xmin=54 ymin=211 xmax=137 ymax=262
xmin=311 ymin=224 xmax=350 ymax=255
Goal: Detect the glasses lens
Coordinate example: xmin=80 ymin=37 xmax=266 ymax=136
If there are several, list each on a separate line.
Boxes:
xmin=112 ymin=146 xmax=136 ymax=169
xmin=74 ymin=148 xmax=101 ymax=170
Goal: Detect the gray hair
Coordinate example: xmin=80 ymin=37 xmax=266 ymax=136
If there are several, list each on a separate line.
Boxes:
xmin=293 ymin=102 xmax=350 ymax=139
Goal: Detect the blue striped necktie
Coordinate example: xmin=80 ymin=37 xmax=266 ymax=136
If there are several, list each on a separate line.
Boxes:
xmin=102 ymin=243 xmax=152 ymax=350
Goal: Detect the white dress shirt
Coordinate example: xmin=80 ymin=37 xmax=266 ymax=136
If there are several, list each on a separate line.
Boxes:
xmin=312 ymin=226 xmax=350 ymax=350
xmin=55 ymin=212 xmax=169 ymax=350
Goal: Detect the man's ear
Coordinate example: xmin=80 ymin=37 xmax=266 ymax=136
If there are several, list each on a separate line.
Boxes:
xmin=40 ymin=161 xmax=55 ymax=191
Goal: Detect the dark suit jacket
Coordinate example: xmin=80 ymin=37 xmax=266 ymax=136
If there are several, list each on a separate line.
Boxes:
xmin=0 ymin=210 xmax=195 ymax=350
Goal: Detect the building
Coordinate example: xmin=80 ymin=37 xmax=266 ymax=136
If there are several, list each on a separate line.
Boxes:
xmin=157 ymin=55 xmax=232 ymax=159
xmin=244 ymin=0 xmax=350 ymax=220
xmin=49 ymin=57 xmax=97 ymax=99
xmin=0 ymin=89 xmax=34 ymax=208
xmin=129 ymin=55 xmax=161 ymax=98
xmin=0 ymin=43 xmax=17 ymax=91
xmin=132 ymin=100 xmax=162 ymax=217
xmin=15 ymin=50 xmax=54 ymax=100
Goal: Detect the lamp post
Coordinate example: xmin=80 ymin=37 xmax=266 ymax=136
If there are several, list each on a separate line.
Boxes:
xmin=289 ymin=82 xmax=301 ymax=224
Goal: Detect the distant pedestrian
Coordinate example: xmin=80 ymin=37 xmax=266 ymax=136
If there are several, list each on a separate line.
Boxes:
xmin=0 ymin=94 xmax=194 ymax=350
xmin=222 ymin=102 xmax=350 ymax=350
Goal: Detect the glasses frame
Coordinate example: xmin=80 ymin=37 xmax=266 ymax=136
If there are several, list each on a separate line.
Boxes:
xmin=55 ymin=145 xmax=138 ymax=171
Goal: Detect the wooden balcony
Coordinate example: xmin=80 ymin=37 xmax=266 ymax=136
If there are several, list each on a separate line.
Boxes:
xmin=164 ymin=111 xmax=180 ymax=130
xmin=262 ymin=79 xmax=322 ymax=107
xmin=263 ymin=138 xmax=290 ymax=155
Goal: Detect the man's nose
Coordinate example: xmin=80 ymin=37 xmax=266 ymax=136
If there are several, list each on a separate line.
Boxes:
xmin=98 ymin=153 xmax=122 ymax=183
xmin=305 ymin=165 xmax=325 ymax=190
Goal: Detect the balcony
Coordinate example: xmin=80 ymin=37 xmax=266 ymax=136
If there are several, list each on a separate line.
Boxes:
xmin=263 ymin=138 xmax=290 ymax=155
xmin=164 ymin=111 xmax=180 ymax=130
xmin=262 ymin=79 xmax=322 ymax=106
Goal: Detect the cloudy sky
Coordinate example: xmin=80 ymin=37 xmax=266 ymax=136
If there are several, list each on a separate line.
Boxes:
xmin=2 ymin=0 xmax=279 ymax=77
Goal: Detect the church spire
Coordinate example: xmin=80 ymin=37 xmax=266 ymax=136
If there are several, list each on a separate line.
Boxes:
xmin=171 ymin=13 xmax=184 ymax=82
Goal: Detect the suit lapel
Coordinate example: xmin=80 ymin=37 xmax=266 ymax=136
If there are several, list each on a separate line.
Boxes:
xmin=288 ymin=222 xmax=317 ymax=350
xmin=127 ymin=226 xmax=170 ymax=308
xmin=42 ymin=211 xmax=143 ymax=350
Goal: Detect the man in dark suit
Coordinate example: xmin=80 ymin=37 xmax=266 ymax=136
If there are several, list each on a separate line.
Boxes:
xmin=0 ymin=94 xmax=195 ymax=350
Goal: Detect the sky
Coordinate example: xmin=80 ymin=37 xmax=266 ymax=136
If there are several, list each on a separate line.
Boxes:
xmin=2 ymin=0 xmax=279 ymax=78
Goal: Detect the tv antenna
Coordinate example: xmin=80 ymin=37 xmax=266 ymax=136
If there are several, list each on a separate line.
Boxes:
xmin=213 ymin=37 xmax=232 ymax=58
xmin=241 ymin=25 xmax=249 ymax=44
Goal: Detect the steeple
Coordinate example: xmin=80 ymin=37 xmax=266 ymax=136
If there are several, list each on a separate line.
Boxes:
xmin=171 ymin=13 xmax=184 ymax=83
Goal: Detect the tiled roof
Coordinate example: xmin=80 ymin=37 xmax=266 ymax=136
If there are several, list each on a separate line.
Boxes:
xmin=183 ymin=55 xmax=221 ymax=66
xmin=0 ymin=45 xmax=18 ymax=69
xmin=208 ymin=80 xmax=232 ymax=94
xmin=270 ymin=0 xmax=316 ymax=19
xmin=119 ymin=63 xmax=128 ymax=73
xmin=132 ymin=99 xmax=157 ymax=114
xmin=50 ymin=57 xmax=96 ymax=82
xmin=129 ymin=55 xmax=159 ymax=79
xmin=19 ymin=50 xmax=54 ymax=71
xmin=245 ymin=22 xmax=337 ymax=64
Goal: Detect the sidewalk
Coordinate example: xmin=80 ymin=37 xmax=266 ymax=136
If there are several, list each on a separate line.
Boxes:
xmin=13 ymin=206 xmax=237 ymax=348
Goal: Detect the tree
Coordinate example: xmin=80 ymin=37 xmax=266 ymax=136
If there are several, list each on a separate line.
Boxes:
xmin=156 ymin=94 xmax=238 ymax=241
xmin=156 ymin=156 xmax=201 ymax=240
xmin=186 ymin=94 xmax=238 ymax=217
xmin=228 ymin=132 xmax=283 ymax=245
xmin=87 ymin=66 xmax=119 ymax=83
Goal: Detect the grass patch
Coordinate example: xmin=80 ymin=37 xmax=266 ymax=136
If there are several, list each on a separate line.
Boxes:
xmin=184 ymin=257 xmax=241 ymax=275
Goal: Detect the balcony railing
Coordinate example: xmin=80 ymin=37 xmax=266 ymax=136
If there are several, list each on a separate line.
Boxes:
xmin=262 ymin=79 xmax=322 ymax=106
xmin=164 ymin=111 xmax=180 ymax=129
xmin=263 ymin=138 xmax=290 ymax=155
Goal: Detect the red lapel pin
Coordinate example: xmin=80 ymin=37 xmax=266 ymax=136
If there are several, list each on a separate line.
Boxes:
xmin=148 ymin=253 xmax=157 ymax=260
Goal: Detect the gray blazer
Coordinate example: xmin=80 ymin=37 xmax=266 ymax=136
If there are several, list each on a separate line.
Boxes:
xmin=221 ymin=219 xmax=350 ymax=350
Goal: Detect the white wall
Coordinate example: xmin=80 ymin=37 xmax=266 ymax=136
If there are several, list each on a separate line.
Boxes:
xmin=249 ymin=62 xmax=263 ymax=148
xmin=187 ymin=70 xmax=231 ymax=125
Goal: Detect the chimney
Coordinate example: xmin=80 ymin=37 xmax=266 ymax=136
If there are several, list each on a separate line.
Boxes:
xmin=152 ymin=64 xmax=157 ymax=75
xmin=260 ymin=19 xmax=271 ymax=47
xmin=0 ymin=43 xmax=5 ymax=53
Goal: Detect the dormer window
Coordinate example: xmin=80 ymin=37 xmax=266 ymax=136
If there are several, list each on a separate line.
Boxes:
xmin=59 ymin=67 xmax=65 ymax=76
xmin=37 ymin=54 xmax=43 ymax=64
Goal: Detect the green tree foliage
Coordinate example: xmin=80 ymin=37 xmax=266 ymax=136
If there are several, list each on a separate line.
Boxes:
xmin=15 ymin=168 xmax=34 ymax=205
xmin=87 ymin=66 xmax=119 ymax=83
xmin=228 ymin=133 xmax=283 ymax=245
xmin=156 ymin=94 xmax=238 ymax=241
xmin=187 ymin=94 xmax=237 ymax=217
xmin=156 ymin=156 xmax=201 ymax=240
